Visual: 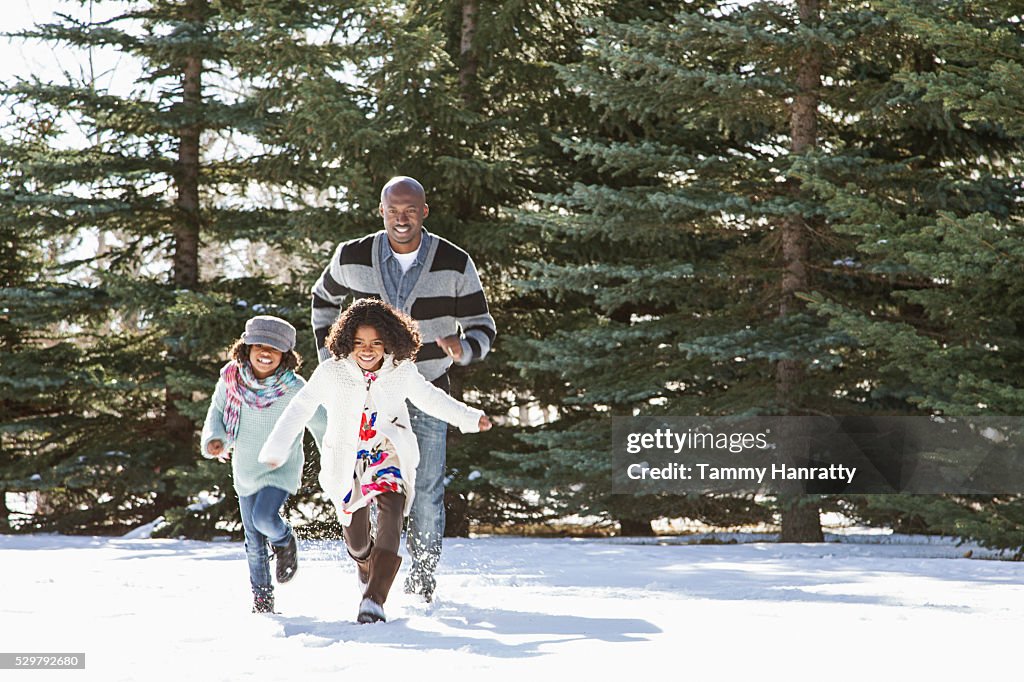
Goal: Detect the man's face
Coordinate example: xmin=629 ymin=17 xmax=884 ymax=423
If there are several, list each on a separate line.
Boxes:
xmin=379 ymin=185 xmax=429 ymax=254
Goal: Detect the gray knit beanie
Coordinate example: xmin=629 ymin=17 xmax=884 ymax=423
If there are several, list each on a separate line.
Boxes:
xmin=241 ymin=315 xmax=296 ymax=352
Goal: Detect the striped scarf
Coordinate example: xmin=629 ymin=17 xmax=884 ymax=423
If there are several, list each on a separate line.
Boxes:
xmin=220 ymin=361 xmax=301 ymax=444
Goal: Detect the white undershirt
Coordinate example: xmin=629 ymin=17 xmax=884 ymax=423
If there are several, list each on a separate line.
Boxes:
xmin=392 ymin=248 xmax=419 ymax=274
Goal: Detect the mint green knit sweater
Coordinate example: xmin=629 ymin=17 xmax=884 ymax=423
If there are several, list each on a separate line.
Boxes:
xmin=201 ymin=375 xmax=327 ymax=497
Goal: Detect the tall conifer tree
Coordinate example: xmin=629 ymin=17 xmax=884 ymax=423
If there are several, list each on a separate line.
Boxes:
xmin=0 ymin=0 xmax=324 ymax=535
xmin=808 ymin=0 xmax=1024 ymax=554
xmin=513 ymin=1 xmax=1019 ymax=539
xmin=0 ymin=121 xmax=61 ymax=532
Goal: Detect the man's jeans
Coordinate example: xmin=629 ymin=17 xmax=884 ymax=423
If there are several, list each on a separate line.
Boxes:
xmin=405 ymin=402 xmax=448 ymax=592
xmin=238 ymin=486 xmax=291 ymax=594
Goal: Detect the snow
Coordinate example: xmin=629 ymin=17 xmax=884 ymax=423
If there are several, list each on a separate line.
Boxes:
xmin=1 ymin=533 xmax=1020 ymax=681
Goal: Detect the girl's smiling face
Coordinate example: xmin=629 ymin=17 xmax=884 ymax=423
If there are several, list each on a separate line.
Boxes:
xmin=249 ymin=343 xmax=283 ymax=379
xmin=353 ymin=324 xmax=385 ymax=371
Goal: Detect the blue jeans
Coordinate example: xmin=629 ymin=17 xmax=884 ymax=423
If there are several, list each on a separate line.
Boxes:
xmin=238 ymin=486 xmax=291 ymax=594
xmin=405 ymin=402 xmax=447 ymax=587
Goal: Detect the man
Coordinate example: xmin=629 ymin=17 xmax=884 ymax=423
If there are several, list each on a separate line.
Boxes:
xmin=310 ymin=176 xmax=496 ymax=602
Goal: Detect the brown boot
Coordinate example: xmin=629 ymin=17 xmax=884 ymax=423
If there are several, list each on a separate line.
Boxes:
xmin=347 ymin=541 xmax=373 ymax=594
xmin=357 ymin=547 xmax=402 ymax=624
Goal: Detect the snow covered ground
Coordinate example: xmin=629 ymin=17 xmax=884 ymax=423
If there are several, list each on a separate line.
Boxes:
xmin=2 ymin=532 xmax=1021 ymax=681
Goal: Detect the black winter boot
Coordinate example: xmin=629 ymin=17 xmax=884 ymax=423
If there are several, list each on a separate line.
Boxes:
xmin=252 ymin=586 xmax=275 ymax=614
xmin=273 ymin=533 xmax=298 ymax=583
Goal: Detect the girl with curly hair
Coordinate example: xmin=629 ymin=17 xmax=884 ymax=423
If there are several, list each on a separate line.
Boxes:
xmin=259 ymin=298 xmax=491 ymax=624
xmin=200 ymin=315 xmax=326 ymax=614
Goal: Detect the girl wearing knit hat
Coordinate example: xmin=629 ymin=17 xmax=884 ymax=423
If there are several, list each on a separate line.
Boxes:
xmin=200 ymin=315 xmax=326 ymax=614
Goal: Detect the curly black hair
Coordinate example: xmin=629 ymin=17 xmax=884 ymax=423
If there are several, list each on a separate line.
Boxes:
xmin=227 ymin=338 xmax=302 ymax=373
xmin=325 ymin=297 xmax=421 ymax=363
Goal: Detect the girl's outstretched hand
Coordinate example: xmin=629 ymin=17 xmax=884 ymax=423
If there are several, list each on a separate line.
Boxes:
xmin=478 ymin=415 xmax=492 ymax=431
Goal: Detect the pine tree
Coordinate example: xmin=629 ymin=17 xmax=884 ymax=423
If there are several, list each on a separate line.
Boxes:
xmin=511 ymin=1 xmax=1018 ymax=539
xmin=806 ymin=0 xmax=1024 ymax=555
xmin=0 ymin=0 xmax=327 ymax=535
xmin=0 ymin=118 xmax=61 ymax=533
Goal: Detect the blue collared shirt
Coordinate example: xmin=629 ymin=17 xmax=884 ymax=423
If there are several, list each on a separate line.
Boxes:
xmin=377 ymin=228 xmax=472 ymax=365
xmin=379 ymin=229 xmax=432 ymax=313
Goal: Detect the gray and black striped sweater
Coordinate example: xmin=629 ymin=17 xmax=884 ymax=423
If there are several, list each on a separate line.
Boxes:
xmin=310 ymin=230 xmax=496 ymax=383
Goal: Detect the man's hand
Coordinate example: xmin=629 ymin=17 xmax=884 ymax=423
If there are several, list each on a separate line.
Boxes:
xmin=435 ymin=335 xmax=463 ymax=362
xmin=478 ymin=415 xmax=492 ymax=431
xmin=207 ymin=439 xmax=229 ymax=461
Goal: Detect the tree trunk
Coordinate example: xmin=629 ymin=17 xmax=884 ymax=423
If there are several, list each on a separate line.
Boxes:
xmin=618 ymin=517 xmax=655 ymax=537
xmin=161 ymin=0 xmax=206 ymax=512
xmin=447 ymin=0 xmax=476 ymax=526
xmin=779 ymin=0 xmax=820 ymax=322
xmin=444 ymin=366 xmax=470 ymax=536
xmin=0 ymin=489 xmax=10 ymax=532
xmin=173 ymin=3 xmax=202 ymax=293
xmin=454 ymin=0 xmax=481 ymax=222
xmin=444 ymin=489 xmax=471 ymax=537
xmin=776 ymin=0 xmax=823 ymax=542
xmin=459 ymin=0 xmax=479 ymax=109
xmin=779 ymin=497 xmax=824 ymax=542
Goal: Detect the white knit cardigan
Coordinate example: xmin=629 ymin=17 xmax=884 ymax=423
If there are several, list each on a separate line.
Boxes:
xmin=257 ymin=354 xmax=483 ymax=525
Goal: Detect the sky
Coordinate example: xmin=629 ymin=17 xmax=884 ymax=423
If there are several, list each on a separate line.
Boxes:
xmin=1 ymin=0 xmax=270 ymax=278
xmin=2 ymin=1 xmax=136 ymax=91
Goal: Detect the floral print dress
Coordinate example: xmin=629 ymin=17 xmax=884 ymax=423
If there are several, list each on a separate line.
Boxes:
xmin=339 ymin=369 xmax=406 ymax=517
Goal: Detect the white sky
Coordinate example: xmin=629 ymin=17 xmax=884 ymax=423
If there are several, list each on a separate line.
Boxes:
xmin=1 ymin=0 xmax=339 ymax=279
xmin=1 ymin=1 xmax=140 ymax=92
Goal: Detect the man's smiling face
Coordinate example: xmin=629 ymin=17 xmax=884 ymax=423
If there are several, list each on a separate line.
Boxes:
xmin=380 ymin=183 xmax=429 ymax=254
